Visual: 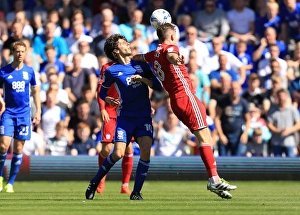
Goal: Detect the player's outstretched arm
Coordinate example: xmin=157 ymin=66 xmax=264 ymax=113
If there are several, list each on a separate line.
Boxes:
xmin=131 ymin=75 xmax=162 ymax=91
xmin=132 ymin=54 xmax=146 ymax=62
xmin=104 ymin=96 xmax=120 ymax=107
xmin=131 ymin=75 xmax=153 ymax=87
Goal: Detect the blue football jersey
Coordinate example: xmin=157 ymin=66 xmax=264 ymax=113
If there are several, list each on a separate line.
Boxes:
xmin=100 ymin=60 xmax=161 ymax=117
xmin=0 ymin=64 xmax=37 ymax=117
xmin=280 ymin=3 xmax=300 ymax=38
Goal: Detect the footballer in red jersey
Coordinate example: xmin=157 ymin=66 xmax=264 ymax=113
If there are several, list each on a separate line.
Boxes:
xmin=144 ymin=43 xmax=207 ymax=131
xmin=133 ymin=23 xmax=237 ymax=199
xmin=96 ymin=62 xmax=133 ymax=195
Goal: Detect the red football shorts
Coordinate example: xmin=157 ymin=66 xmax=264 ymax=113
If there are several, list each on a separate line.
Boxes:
xmin=101 ymin=118 xmax=117 ymax=143
xmin=170 ymin=94 xmax=207 ymax=132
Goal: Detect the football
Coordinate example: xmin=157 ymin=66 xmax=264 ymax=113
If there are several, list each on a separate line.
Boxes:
xmin=150 ymin=9 xmax=172 ymax=29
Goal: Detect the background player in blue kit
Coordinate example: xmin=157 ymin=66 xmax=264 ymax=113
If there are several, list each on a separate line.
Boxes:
xmin=0 ymin=41 xmax=41 ymax=193
xmin=85 ymin=34 xmax=162 ymax=200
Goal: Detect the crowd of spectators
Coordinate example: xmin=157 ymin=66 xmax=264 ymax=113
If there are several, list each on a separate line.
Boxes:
xmin=1 ymin=0 xmax=300 ymax=157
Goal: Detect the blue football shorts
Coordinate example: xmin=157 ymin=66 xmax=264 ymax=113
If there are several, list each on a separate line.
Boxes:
xmin=114 ymin=116 xmax=153 ymax=145
xmin=0 ymin=114 xmax=31 ymax=141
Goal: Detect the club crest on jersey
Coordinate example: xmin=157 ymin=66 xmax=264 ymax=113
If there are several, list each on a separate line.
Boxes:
xmin=134 ymin=65 xmax=143 ymax=73
xmin=22 ymin=71 xmax=29 ymax=80
xmin=105 ymin=134 xmax=111 ymax=140
xmin=154 ymin=52 xmax=160 ymax=58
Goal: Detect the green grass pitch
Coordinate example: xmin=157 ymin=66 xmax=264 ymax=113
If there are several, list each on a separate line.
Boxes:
xmin=0 ymin=181 xmax=299 ymax=215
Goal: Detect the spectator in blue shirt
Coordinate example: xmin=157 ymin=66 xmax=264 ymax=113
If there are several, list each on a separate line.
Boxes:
xmin=209 ymin=54 xmax=239 ymax=90
xmin=253 ymin=0 xmax=268 ymax=38
xmin=235 ymin=41 xmax=253 ymax=90
xmin=252 ymin=27 xmax=287 ymax=63
xmin=165 ymin=0 xmax=199 ymax=17
xmin=39 ymin=44 xmax=65 ymax=87
xmin=33 ymin=22 xmax=69 ymax=63
xmin=279 ymin=0 xmax=300 ymax=46
xmin=119 ymin=9 xmax=147 ymax=42
xmin=254 ymin=0 xmax=281 ymax=41
xmin=264 ymin=1 xmax=281 ymax=38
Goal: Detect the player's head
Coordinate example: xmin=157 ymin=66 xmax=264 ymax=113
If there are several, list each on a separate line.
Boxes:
xmin=11 ymin=40 xmax=27 ymax=63
xmin=156 ymin=23 xmax=176 ymax=43
xmin=104 ymin=34 xmax=131 ymax=62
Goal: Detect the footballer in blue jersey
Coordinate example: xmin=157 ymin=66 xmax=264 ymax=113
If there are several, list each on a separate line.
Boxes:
xmin=0 ymin=41 xmax=41 ymax=193
xmin=100 ymin=60 xmax=159 ymax=118
xmin=86 ymin=34 xmax=162 ymax=201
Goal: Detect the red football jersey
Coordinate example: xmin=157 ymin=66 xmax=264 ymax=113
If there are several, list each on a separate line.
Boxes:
xmin=97 ymin=62 xmax=118 ymax=118
xmin=144 ymin=44 xmax=195 ymax=99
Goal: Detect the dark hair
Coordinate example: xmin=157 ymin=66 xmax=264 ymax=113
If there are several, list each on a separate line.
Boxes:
xmin=270 ymin=58 xmax=279 ymax=64
xmin=76 ymin=99 xmax=89 ymax=107
xmin=44 ymin=44 xmax=55 ymax=51
xmin=72 ymin=9 xmax=84 ymax=18
xmin=11 ymin=20 xmax=23 ymax=27
xmin=11 ymin=40 xmax=26 ymax=52
xmin=156 ymin=23 xmax=176 ymax=42
xmin=81 ymin=84 xmax=91 ymax=92
xmin=268 ymin=43 xmax=278 ymax=49
xmin=104 ymin=34 xmax=127 ymax=62
xmin=276 ymin=88 xmax=287 ymax=96
xmin=48 ymin=9 xmax=58 ymax=16
xmin=248 ymin=73 xmax=259 ymax=81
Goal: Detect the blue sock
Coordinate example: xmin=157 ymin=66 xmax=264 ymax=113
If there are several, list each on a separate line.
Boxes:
xmin=0 ymin=151 xmax=7 ymax=177
xmin=91 ymin=154 xmax=116 ymax=185
xmin=8 ymin=153 xmax=23 ymax=185
xmin=133 ymin=159 xmax=150 ymax=193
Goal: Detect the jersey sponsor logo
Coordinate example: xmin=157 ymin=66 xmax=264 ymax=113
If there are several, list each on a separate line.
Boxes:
xmin=7 ymin=75 xmax=13 ymax=79
xmin=12 ymin=81 xmax=25 ymax=92
xmin=126 ymin=77 xmax=142 ymax=88
xmin=22 ymin=71 xmax=29 ymax=80
xmin=134 ymin=65 xmax=143 ymax=73
xmin=167 ymin=47 xmax=174 ymax=52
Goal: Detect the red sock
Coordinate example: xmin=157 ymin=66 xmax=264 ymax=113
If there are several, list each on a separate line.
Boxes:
xmin=98 ymin=153 xmax=106 ymax=167
xmin=121 ymin=153 xmax=133 ymax=186
xmin=199 ymin=144 xmax=218 ymax=178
